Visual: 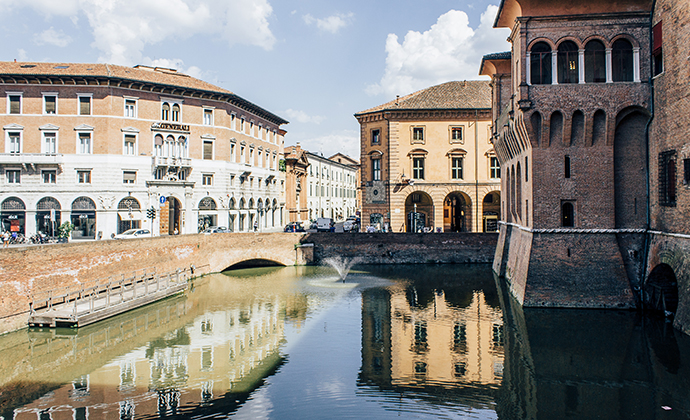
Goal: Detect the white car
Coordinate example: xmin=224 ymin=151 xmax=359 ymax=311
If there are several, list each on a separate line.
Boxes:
xmin=113 ymin=228 xmax=150 ymax=239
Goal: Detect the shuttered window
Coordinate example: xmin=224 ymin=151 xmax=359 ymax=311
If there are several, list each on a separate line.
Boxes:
xmin=203 ymin=141 xmax=213 ymax=160
xmin=79 ymin=96 xmax=91 ymax=115
xmin=9 ymin=95 xmax=20 ymax=114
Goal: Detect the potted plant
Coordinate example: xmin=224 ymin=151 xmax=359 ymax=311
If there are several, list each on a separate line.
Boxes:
xmin=57 ymin=221 xmax=74 ymax=243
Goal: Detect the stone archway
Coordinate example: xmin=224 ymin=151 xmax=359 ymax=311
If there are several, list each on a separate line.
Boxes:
xmin=482 ymin=191 xmax=501 ymax=232
xmin=405 ymin=191 xmax=434 ymax=232
xmin=160 ymin=196 xmax=182 ymax=235
xmin=443 ymin=192 xmax=471 ymax=232
xmin=645 ymin=264 xmax=679 ymax=316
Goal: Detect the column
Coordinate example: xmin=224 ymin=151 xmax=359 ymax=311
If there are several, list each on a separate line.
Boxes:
xmin=578 ymin=49 xmax=585 ymax=84
xmin=525 ymin=51 xmax=531 ymax=85
xmin=551 ymin=51 xmax=558 ymax=84
xmin=605 ymin=48 xmax=613 ymax=83
xmin=633 ymin=47 xmax=641 ymax=82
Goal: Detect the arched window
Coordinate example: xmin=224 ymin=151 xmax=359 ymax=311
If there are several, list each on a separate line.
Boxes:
xmin=584 ymin=40 xmax=606 ymax=83
xmin=530 ymin=42 xmax=552 ymax=85
xmin=72 ymin=196 xmax=95 ymax=210
xmin=37 ymin=197 xmax=61 ymax=210
xmin=199 ymin=197 xmax=216 ymax=210
xmin=154 ymin=134 xmax=163 ymax=156
xmin=612 ymin=39 xmax=633 ymax=82
xmin=171 ymin=104 xmax=180 ymax=122
xmin=558 ymin=41 xmax=579 ymax=84
xmin=562 ymin=202 xmax=574 ymax=227
xmin=117 ymin=197 xmax=140 ymax=210
xmin=161 ymin=103 xmax=170 ymax=120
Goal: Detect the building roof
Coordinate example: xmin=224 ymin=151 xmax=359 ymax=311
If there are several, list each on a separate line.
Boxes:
xmin=479 ymin=51 xmax=511 ymax=76
xmin=328 ymin=153 xmax=360 ymax=166
xmin=0 ymin=61 xmax=289 ymax=125
xmin=355 ymin=80 xmax=491 ymax=116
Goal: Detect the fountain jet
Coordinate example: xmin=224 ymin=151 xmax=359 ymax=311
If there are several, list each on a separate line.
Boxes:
xmin=323 ymin=256 xmax=361 ymax=282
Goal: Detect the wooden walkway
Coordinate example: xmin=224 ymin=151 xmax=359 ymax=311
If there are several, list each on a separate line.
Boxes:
xmin=28 ymin=268 xmax=191 ymax=328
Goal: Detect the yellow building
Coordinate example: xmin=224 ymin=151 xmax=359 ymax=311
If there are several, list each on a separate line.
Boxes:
xmin=355 ymin=81 xmax=500 ymax=233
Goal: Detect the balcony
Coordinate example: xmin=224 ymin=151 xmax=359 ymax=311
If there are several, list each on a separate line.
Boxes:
xmin=0 ymin=153 xmax=63 ymax=169
xmin=153 ymin=156 xmax=192 ymax=168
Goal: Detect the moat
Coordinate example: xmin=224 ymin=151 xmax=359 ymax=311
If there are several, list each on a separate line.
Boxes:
xmin=1 ymin=264 xmax=689 ymax=419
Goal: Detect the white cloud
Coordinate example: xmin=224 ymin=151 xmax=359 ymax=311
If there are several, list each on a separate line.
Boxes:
xmin=33 ymin=27 xmax=73 ymax=47
xmin=283 ymin=109 xmax=326 ymax=125
xmin=303 ymin=12 xmax=353 ymax=34
xmin=300 ymin=130 xmax=359 ymax=160
xmin=3 ymin=0 xmax=276 ymax=65
xmin=366 ymin=5 xmax=510 ymax=98
xmin=16 ymin=49 xmax=28 ymax=61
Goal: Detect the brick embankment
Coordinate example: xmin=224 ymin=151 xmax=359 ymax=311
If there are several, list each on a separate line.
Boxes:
xmin=302 ymin=232 xmax=498 ymax=265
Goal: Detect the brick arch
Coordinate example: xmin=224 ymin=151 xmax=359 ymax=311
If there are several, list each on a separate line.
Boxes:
xmin=527 ymin=38 xmax=556 ymax=50
xmin=610 ymin=33 xmax=641 ymax=49
xmin=555 ymin=36 xmax=584 ymax=49
xmin=582 ymin=35 xmax=608 ymax=47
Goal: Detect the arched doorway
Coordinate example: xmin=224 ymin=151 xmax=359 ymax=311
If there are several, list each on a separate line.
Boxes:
xmin=198 ymin=197 xmax=217 ymax=232
xmin=36 ymin=197 xmax=61 ymax=236
xmin=117 ymin=197 xmax=142 ymax=234
xmin=71 ymin=196 xmax=96 ymax=239
xmin=405 ymin=191 xmax=433 ymax=232
xmin=1 ymin=197 xmax=26 ymax=235
xmin=162 ymin=196 xmax=181 ymax=235
xmin=482 ymin=191 xmax=501 ymax=232
xmin=443 ymin=193 xmax=469 ymax=232
xmin=645 ymin=264 xmax=679 ymax=316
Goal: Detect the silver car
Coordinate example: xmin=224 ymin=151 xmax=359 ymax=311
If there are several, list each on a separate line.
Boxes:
xmin=113 ymin=228 xmax=150 ymax=239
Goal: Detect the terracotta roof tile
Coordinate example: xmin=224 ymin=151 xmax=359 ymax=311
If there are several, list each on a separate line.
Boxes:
xmin=356 ymin=80 xmax=491 ymax=115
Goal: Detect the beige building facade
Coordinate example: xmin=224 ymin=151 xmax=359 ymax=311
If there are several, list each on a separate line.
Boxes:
xmin=355 ymin=81 xmax=500 ymax=233
xmin=0 ymin=61 xmax=287 ymax=238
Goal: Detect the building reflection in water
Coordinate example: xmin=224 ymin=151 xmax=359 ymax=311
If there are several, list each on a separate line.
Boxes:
xmin=359 ymin=268 xmax=504 ymax=412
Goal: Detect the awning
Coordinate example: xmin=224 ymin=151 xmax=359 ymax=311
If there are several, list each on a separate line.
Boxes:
xmin=118 ymin=211 xmax=145 ymax=221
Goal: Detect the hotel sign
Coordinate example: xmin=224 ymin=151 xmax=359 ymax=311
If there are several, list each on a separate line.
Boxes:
xmin=151 ymin=122 xmax=190 ymax=132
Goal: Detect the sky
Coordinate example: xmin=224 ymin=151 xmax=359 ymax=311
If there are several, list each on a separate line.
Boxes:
xmin=0 ymin=0 xmax=510 ymax=160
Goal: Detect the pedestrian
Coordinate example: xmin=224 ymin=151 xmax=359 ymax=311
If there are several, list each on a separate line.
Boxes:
xmin=2 ymin=231 xmax=9 ymax=248
xmin=253 ymin=221 xmax=258 ymax=232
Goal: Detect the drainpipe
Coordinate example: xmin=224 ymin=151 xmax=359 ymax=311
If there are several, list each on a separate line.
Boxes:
xmin=640 ymin=0 xmax=657 ymax=309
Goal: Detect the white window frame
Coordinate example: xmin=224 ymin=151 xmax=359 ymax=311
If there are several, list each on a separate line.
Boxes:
xmin=160 ymin=97 xmax=183 ymax=122
xmin=203 ymin=140 xmax=214 ymax=160
xmin=42 ymin=131 xmax=58 ymax=154
xmin=42 ymin=169 xmax=57 ymax=184
xmin=77 ymin=169 xmax=91 ymax=184
xmin=6 ymin=131 xmax=22 ymax=154
xmin=6 ymin=92 xmax=22 ymax=115
xmin=123 ymin=134 xmax=137 ymax=156
xmin=6 ymin=169 xmax=21 ymax=184
xmin=43 ymin=92 xmax=58 ymax=115
xmin=449 ymin=125 xmax=465 ymax=144
xmin=411 ymin=126 xmax=425 ymax=144
xmin=203 ymin=108 xmax=214 ymax=126
xmin=490 ymin=156 xmax=501 ymax=179
xmin=202 ymin=173 xmax=213 ymax=186
xmin=77 ymin=131 xmax=93 ymax=154
xmin=123 ymin=170 xmax=137 ymax=184
xmin=124 ymin=97 xmax=137 ymax=118
xmin=77 ymin=94 xmax=93 ymax=116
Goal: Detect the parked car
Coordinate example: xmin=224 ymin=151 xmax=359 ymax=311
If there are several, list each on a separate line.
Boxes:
xmin=343 ymin=216 xmax=360 ymax=232
xmin=284 ymin=222 xmax=305 ymax=232
xmin=203 ymin=226 xmax=228 ymax=234
xmin=316 ymin=218 xmax=335 ymax=232
xmin=113 ymin=228 xmax=150 ymax=239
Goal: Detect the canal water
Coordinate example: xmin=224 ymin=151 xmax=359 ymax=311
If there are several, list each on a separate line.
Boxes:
xmin=1 ymin=264 xmax=690 ymax=419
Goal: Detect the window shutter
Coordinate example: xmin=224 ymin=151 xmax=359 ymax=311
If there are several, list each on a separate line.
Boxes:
xmin=79 ymin=97 xmax=90 ymax=115
xmin=9 ymin=96 xmax=20 ymax=114
xmin=45 ymin=96 xmax=56 ymax=113
xmin=653 ymin=21 xmax=663 ymax=55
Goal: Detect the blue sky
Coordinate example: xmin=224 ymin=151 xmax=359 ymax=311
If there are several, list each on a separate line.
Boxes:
xmin=0 ymin=0 xmax=510 ymax=159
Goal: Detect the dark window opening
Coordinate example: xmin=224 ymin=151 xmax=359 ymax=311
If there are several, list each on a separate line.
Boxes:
xmin=653 ymin=22 xmax=663 ymax=77
xmin=585 ymin=40 xmax=606 ymax=83
xmin=564 ymin=155 xmax=571 ymax=178
xmin=558 ymin=41 xmax=579 ymax=84
xmin=659 ymin=150 xmax=676 ymax=206
xmin=530 ymin=42 xmax=552 ymax=85
xmin=612 ymin=39 xmax=634 ymax=82
xmin=562 ymin=202 xmax=574 ymax=227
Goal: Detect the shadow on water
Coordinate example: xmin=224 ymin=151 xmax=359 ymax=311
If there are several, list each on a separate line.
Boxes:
xmin=495 ymin=274 xmax=690 ymax=420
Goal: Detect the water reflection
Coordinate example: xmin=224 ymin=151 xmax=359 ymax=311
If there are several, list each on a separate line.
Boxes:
xmin=1 ymin=265 xmax=689 ymax=419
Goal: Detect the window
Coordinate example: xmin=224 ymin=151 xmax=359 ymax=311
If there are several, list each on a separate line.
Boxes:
xmin=42 ymin=170 xmax=56 ymax=184
xmin=123 ymin=171 xmax=136 ymax=184
xmin=6 ymin=170 xmax=20 ymax=184
xmin=584 ymin=40 xmax=606 ymax=83
xmin=612 ymin=39 xmax=634 ymax=82
xmin=230 ymin=144 xmax=236 ymax=162
xmin=171 ymin=104 xmax=180 ymax=122
xmin=8 ymin=94 xmax=21 ymax=114
xmin=231 ymin=114 xmax=236 ymax=130
xmin=240 ymin=146 xmax=245 ymax=163
xmin=44 ymin=94 xmax=57 ymax=114
xmin=653 ymin=22 xmax=663 ymax=77
xmin=203 ymin=109 xmax=213 ymax=126
xmin=372 ymin=158 xmax=381 ymax=181
xmin=412 ymin=127 xmax=424 ymax=143
xmin=7 ymin=132 xmax=20 ymax=154
xmin=124 ymin=99 xmax=136 ymax=118
xmin=684 ymin=158 xmax=690 ymax=185
xmin=450 ymin=126 xmax=463 ymax=143
xmin=161 ymin=103 xmax=170 ymax=120
xmin=203 ymin=140 xmax=213 ymax=160
xmin=124 ymin=135 xmax=136 ymax=155
xmin=202 ymin=174 xmax=213 ymax=186
xmin=240 ymin=117 xmax=245 ymax=132
xmin=77 ymin=170 xmax=91 ymax=184
xmin=530 ymin=42 xmax=552 ymax=85
xmin=557 ymin=41 xmax=579 ymax=84
xmin=372 ymin=129 xmax=381 ymax=144
xmin=78 ymin=133 xmax=92 ymax=154
xmin=451 ymin=157 xmax=463 ymax=179
xmin=43 ymin=132 xmax=57 ymax=154
xmin=490 ymin=157 xmax=501 ymax=179
xmin=413 ymin=157 xmax=425 ymax=179
xmin=564 ymin=155 xmax=571 ymax=178
xmin=659 ymin=150 xmax=676 ymax=206
xmin=78 ymin=96 xmax=91 ymax=115
xmin=562 ymin=202 xmax=574 ymax=227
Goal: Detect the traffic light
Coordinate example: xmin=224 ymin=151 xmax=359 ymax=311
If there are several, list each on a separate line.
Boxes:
xmin=147 ymin=207 xmax=156 ymax=220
